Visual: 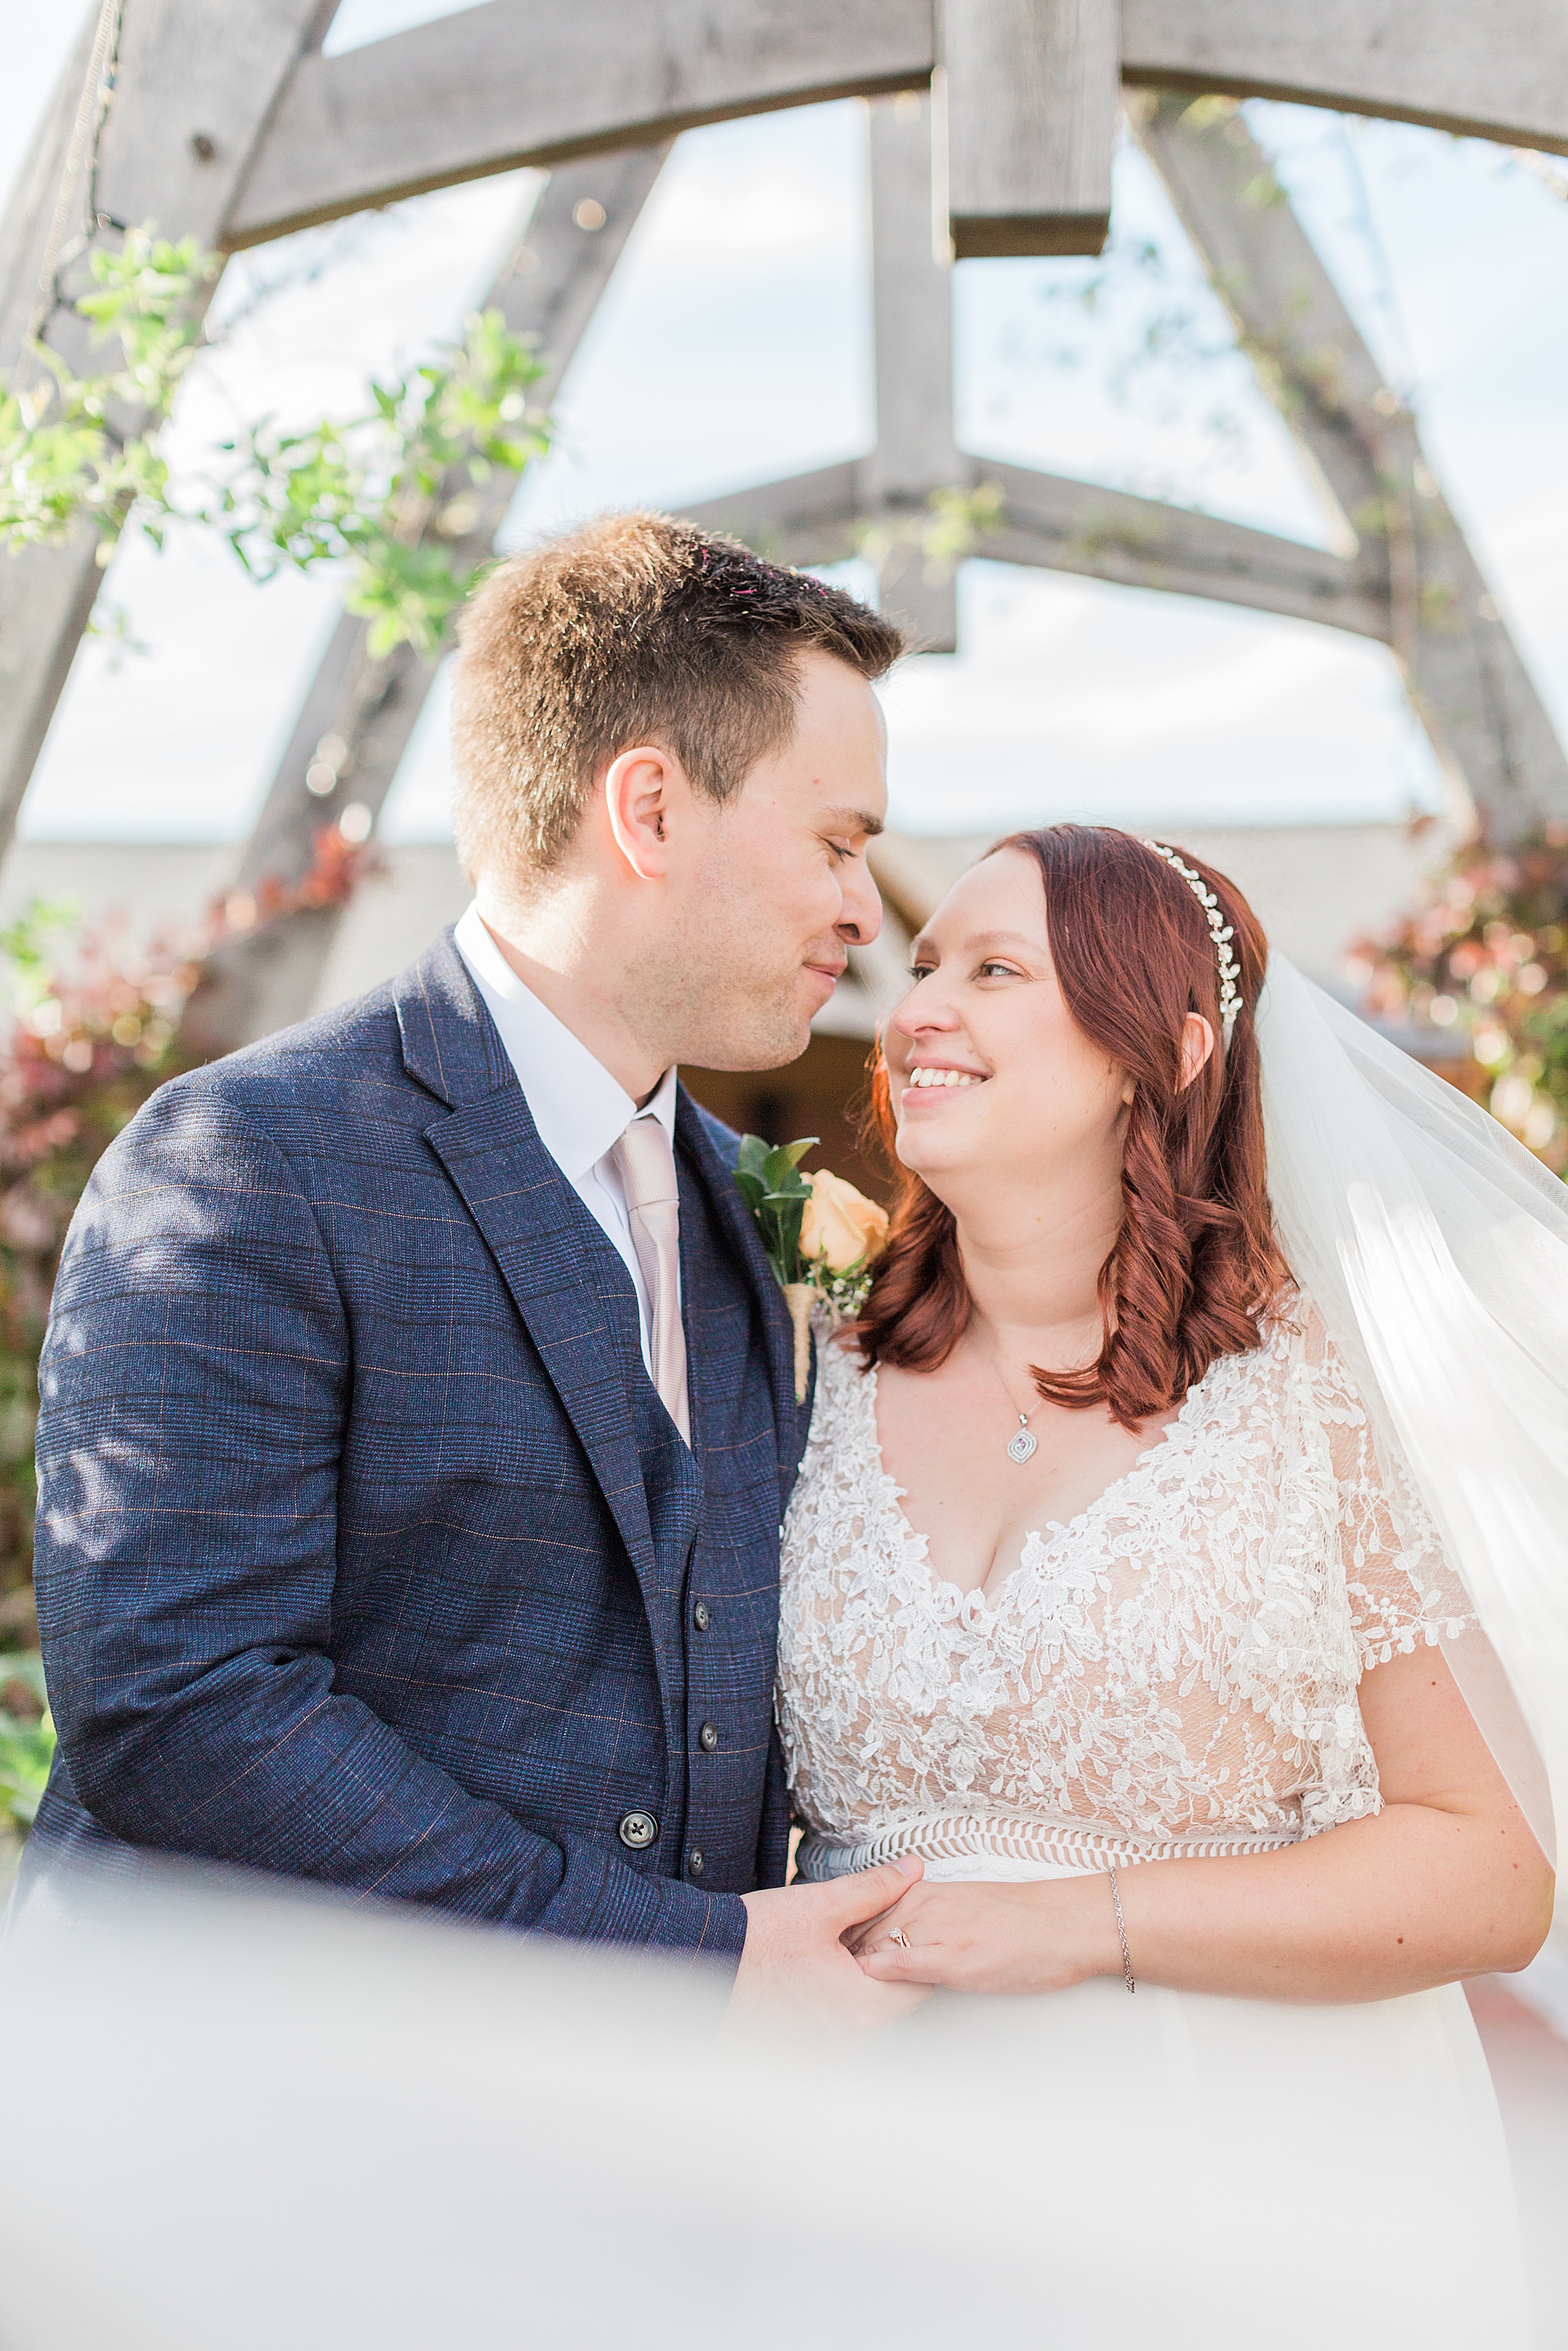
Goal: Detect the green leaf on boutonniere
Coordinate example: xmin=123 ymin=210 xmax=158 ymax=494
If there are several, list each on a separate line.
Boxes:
xmin=732 ymin=1134 xmax=817 ymax=1286
xmin=732 ymin=1167 xmax=767 ymax=1215
xmin=761 ymin=1138 xmax=814 ymax=1187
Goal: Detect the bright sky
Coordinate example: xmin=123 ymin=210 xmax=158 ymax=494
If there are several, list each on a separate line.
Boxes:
xmin=5 ymin=2 xmax=1568 ymax=842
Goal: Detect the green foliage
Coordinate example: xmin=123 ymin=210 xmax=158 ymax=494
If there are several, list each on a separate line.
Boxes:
xmin=0 ymin=228 xmax=179 ymax=541
xmin=0 ymin=1652 xmax=52 ymax=1833
xmin=2 ymin=222 xmax=552 ymax=659
xmin=0 ymin=229 xmax=212 ymax=550
xmin=733 ymin=1135 xmax=818 ymax=1286
xmin=1353 ymin=829 xmax=1568 ymax=1172
xmin=207 ymin=304 xmax=549 ymax=656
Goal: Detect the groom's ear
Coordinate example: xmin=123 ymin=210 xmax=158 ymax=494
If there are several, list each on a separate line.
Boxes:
xmin=603 ymin=743 xmax=680 ymax=881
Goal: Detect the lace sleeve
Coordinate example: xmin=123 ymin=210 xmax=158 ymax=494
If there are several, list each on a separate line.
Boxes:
xmin=1308 ymin=1320 xmax=1474 ymax=1673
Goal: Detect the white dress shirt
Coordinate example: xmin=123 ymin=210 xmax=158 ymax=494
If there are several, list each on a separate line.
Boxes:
xmin=453 ymin=903 xmax=679 ymax=1380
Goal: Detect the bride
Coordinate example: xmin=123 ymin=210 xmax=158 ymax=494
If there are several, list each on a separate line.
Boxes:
xmin=775 ymin=823 xmax=1559 ymax=2345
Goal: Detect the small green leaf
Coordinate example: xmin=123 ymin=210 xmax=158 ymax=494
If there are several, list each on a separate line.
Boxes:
xmin=762 ymin=1139 xmax=817 ymax=1190
xmin=735 ymin=1134 xmax=771 ymax=1179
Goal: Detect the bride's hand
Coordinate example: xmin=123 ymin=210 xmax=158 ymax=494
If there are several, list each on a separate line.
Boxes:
xmin=851 ymin=1877 xmax=1123 ymax=1995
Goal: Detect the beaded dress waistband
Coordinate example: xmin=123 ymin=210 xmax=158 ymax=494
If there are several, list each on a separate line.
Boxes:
xmin=795 ymin=1810 xmax=1301 ymax=1882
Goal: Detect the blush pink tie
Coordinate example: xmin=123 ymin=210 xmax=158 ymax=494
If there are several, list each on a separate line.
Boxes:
xmin=612 ymin=1114 xmax=691 ymax=1444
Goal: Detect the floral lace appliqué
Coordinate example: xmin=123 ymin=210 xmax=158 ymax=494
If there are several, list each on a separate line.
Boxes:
xmin=777 ymin=1315 xmax=1471 ymax=1864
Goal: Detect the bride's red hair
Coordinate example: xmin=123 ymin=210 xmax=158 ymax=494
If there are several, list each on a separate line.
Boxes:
xmin=853 ymin=824 xmax=1290 ymax=1430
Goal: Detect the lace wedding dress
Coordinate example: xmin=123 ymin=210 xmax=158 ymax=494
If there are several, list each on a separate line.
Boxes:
xmin=778 ymin=1314 xmax=1537 ymax=2348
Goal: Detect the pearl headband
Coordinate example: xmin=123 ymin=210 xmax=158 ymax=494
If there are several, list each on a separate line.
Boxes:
xmin=1143 ymin=841 xmax=1242 ymax=1047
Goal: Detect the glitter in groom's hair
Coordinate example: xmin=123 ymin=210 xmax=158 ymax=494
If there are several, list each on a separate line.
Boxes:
xmin=450 ymin=511 xmax=904 ymax=883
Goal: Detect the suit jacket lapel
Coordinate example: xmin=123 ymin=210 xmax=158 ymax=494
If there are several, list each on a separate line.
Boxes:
xmin=394 ymin=933 xmax=662 ymax=1605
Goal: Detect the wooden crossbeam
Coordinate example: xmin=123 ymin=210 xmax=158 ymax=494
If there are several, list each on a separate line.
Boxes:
xmin=1134 ymin=93 xmax=1568 ymax=840
xmin=181 ymin=146 xmax=669 ymax=1057
xmin=978 ymin=463 xmax=1389 ymax=636
xmin=697 ymin=88 xmax=1566 ymax=849
xmin=938 ymin=0 xmax=1117 ymax=258
xmin=681 ymin=459 xmax=1388 ymax=639
xmin=223 ymin=0 xmax=933 ymax=249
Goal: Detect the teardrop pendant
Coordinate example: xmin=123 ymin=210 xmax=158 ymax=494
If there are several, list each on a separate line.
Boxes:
xmin=1007 ymin=1426 xmax=1039 ymax=1465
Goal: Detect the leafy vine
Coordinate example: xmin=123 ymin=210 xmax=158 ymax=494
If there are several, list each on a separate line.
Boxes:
xmin=2 ymin=222 xmax=552 ymax=656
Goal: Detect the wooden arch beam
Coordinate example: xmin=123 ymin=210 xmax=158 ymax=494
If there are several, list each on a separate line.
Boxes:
xmin=222 ymin=0 xmax=934 ymax=249
xmin=223 ymin=0 xmax=1568 ymax=255
xmin=1119 ymin=0 xmax=1568 ymax=157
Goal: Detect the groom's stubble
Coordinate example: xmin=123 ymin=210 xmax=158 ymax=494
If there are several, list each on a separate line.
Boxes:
xmin=615 ymin=859 xmax=841 ymax=1076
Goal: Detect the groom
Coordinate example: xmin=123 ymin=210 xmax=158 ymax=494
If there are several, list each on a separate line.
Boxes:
xmin=26 ymin=514 xmax=918 ymax=2018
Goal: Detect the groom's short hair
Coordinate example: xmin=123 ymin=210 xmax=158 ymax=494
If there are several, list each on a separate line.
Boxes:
xmin=450 ymin=511 xmax=903 ymax=880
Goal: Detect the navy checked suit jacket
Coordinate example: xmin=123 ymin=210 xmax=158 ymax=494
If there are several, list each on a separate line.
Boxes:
xmin=28 ymin=928 xmax=811 ymax=1965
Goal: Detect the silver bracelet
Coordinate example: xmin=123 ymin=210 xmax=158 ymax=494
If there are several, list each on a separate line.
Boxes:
xmin=1107 ymin=1865 xmax=1135 ymax=1995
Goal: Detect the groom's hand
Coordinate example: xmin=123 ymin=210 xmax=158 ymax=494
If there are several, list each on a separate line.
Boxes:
xmin=730 ymin=1856 xmax=929 ymax=2032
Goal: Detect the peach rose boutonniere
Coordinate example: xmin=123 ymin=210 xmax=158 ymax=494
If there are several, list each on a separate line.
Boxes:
xmin=732 ymin=1135 xmax=889 ymax=1402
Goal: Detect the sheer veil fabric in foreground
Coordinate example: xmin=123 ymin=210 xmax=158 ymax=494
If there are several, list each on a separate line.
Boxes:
xmin=1257 ymin=955 xmax=1568 ymax=1866
xmin=0 ymin=1866 xmax=1534 ymax=2350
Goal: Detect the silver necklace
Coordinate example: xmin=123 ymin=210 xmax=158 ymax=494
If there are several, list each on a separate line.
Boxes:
xmin=971 ymin=1327 xmax=1044 ymax=1464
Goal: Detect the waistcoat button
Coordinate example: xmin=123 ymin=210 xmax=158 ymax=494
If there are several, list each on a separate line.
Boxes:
xmin=699 ymin=1721 xmax=719 ymax=1753
xmin=618 ymin=1810 xmax=658 ymax=1850
xmin=692 ymin=1599 xmax=710 ymax=1632
xmin=688 ymin=1848 xmax=705 ymax=1877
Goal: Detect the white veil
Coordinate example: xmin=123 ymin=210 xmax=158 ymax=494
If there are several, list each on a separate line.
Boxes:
xmin=1257 ymin=955 xmax=1568 ymax=1867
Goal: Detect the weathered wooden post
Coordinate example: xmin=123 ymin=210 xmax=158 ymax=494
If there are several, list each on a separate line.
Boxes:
xmin=938 ymin=0 xmax=1119 ymax=256
xmin=866 ymin=94 xmax=962 ymax=652
xmin=0 ymin=0 xmax=336 ymax=870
